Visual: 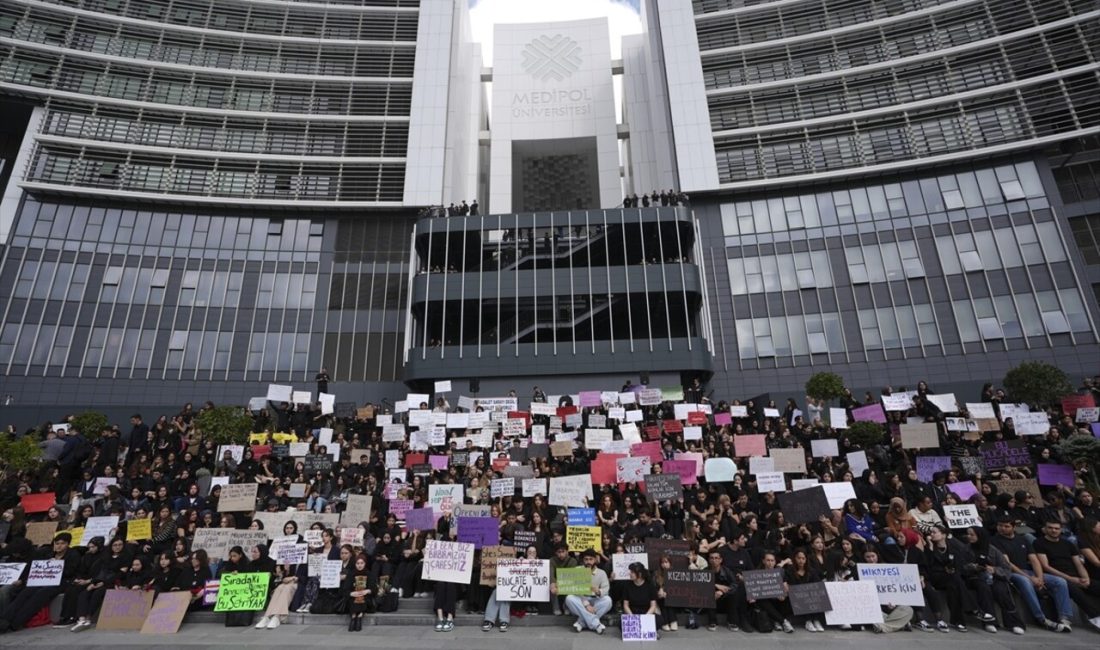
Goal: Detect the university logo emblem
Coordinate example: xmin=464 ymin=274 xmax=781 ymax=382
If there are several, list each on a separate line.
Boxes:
xmin=521 ymin=34 xmax=582 ymax=82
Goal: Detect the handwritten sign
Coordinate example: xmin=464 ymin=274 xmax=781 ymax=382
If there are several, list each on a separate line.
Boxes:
xmin=218 ymin=483 xmax=258 ymax=512
xmin=27 ymin=559 xmax=64 ymax=586
xmin=549 ymin=474 xmax=592 ymax=507
xmin=621 ymin=614 xmax=658 ymax=642
xmin=662 ymin=569 xmax=714 ymax=608
xmin=214 ymin=573 xmax=270 ymax=611
xmin=320 ymin=560 xmax=342 ymax=588
xmin=900 ymin=423 xmax=939 ymax=449
xmin=496 ymin=559 xmax=550 ymax=602
xmin=0 ymin=563 xmax=26 ymax=585
xmin=789 ymin=582 xmax=832 ymax=615
xmin=566 ymin=525 xmax=602 ymax=553
xmin=126 ymin=517 xmax=153 ymax=541
xmin=915 ymin=456 xmax=952 ymax=482
xmin=555 ymin=566 xmax=593 ymax=596
xmin=480 ymin=545 xmax=513 ymax=587
xmin=643 ymin=474 xmax=681 ymax=502
xmin=743 ymin=568 xmax=785 ymax=600
xmin=611 ymin=553 xmax=649 ymax=581
xmin=616 ymin=457 xmax=651 ymax=483
xmin=980 ymin=440 xmax=1030 ymax=470
xmin=456 ymin=516 xmax=499 ymax=549
xmin=422 ymin=540 xmax=474 ymax=584
xmin=824 ymin=581 xmax=882 ymax=625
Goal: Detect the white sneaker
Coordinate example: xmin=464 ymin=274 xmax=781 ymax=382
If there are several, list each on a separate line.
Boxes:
xmin=806 ymin=621 xmax=817 ymax=632
xmin=1090 ymin=616 xmax=1100 ymax=631
xmin=669 ymin=621 xmax=677 ymax=631
xmin=1011 ymin=627 xmax=1025 ymax=635
xmin=296 ymin=605 xmax=311 ymax=613
xmin=782 ymin=620 xmax=794 ymax=633
xmin=267 ymin=617 xmax=281 ymax=629
xmin=813 ymin=620 xmax=825 ymax=632
xmin=255 ymin=616 xmax=270 ymax=629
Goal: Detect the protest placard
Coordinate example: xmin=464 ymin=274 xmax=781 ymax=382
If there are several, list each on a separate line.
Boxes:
xmin=980 ymin=440 xmax=1030 ymax=470
xmin=80 ymin=516 xmax=119 ymax=546
xmin=943 ymin=504 xmax=982 ymax=529
xmin=661 ymin=460 xmax=698 ymax=485
xmin=27 ymin=559 xmax=63 ymax=586
xmin=496 ymin=559 xmax=550 ymax=602
xmin=549 ymin=474 xmax=591 ymax=507
xmin=662 ymin=569 xmax=714 ymax=609
xmin=830 ymin=408 xmax=848 ymax=428
xmin=456 ymin=516 xmax=499 ymax=549
xmin=140 ymin=591 xmax=192 ymax=634
xmin=320 ymin=560 xmax=342 ymax=588
xmin=567 ymin=508 xmax=597 ymax=526
xmin=566 ymin=525 xmax=602 ymax=553
xmin=769 ymin=448 xmax=807 ymax=474
xmin=0 ymin=563 xmax=26 ymax=585
xmin=555 ymin=566 xmax=593 ymax=596
xmin=755 ymin=472 xmax=786 ymax=493
xmin=789 ymin=582 xmax=832 ymax=616
xmin=480 ymin=545 xmax=514 ymax=587
xmin=611 ymin=553 xmax=649 ymax=581
xmin=25 ymin=521 xmax=58 ymax=547
xmin=490 ymin=478 xmax=515 ymax=499
xmin=127 ymin=517 xmax=152 ymax=541
xmin=20 ymin=493 xmax=54 ymax=514
xmin=212 ymin=576 xmax=268 ymax=611
xmin=422 ymin=540 xmax=475 ymax=584
xmin=824 ymin=581 xmax=883 ymax=625
xmin=882 ymin=394 xmax=913 ymax=411
xmin=341 ymin=494 xmax=373 ymax=526
xmin=405 ymin=507 xmax=436 ymax=532
xmin=748 ymin=456 xmax=774 ymax=474
xmin=1037 ymin=463 xmax=1076 ymax=487
xmin=703 ymin=457 xmax=736 ymax=483
xmin=743 ymin=568 xmax=785 ymax=600
xmin=777 ymin=486 xmax=830 ymax=524
xmin=218 ymin=483 xmax=258 ymax=512
xmin=916 ymin=456 xmax=953 ymax=482
xmin=643 ymin=474 xmax=681 ymax=503
xmin=810 ymin=439 xmax=839 ymax=458
xmin=900 ymin=423 xmax=939 ymax=449
xmin=821 ymin=481 xmax=858 ymax=509
xmin=191 ymin=529 xmax=271 ymax=560
xmin=621 ymin=614 xmax=658 ymax=642
xmin=857 ymin=563 xmax=924 ymax=606
xmin=96 ymin=589 xmax=154 ymax=631
xmin=847 ymin=451 xmax=869 ymax=476
xmin=852 ymin=404 xmax=886 ymax=423
xmin=521 ymin=478 xmax=547 ymax=498
xmin=339 ymin=527 xmax=364 ymax=547
xmin=266 ymin=384 xmax=293 ymax=403
xmin=617 ymin=456 xmax=651 ymax=483
xmin=513 ymin=530 xmax=538 ymax=554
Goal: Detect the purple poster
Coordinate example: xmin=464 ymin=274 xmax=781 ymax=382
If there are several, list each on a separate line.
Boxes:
xmin=429 ymin=455 xmax=449 ymax=470
xmin=915 ymin=456 xmax=952 ymax=483
xmin=1036 ymin=464 xmax=1075 ymax=487
xmin=578 ymin=391 xmax=601 ymax=408
xmin=456 ymin=516 xmax=499 ymax=549
xmin=947 ymin=481 xmax=979 ymax=501
xmin=714 ymin=412 xmax=732 ymax=426
xmin=661 ymin=460 xmax=698 ymax=485
xmin=980 ymin=440 xmax=1030 ymax=470
xmin=405 ymin=507 xmax=436 ymax=532
xmin=851 ymin=404 xmax=886 ymax=424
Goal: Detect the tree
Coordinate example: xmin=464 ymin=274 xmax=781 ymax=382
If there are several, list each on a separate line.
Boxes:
xmin=194 ymin=405 xmax=253 ymax=445
xmin=69 ymin=411 xmax=110 ymax=441
xmin=805 ymin=372 xmax=846 ymax=402
xmin=1002 ymin=361 xmax=1072 ymax=408
xmin=1058 ymin=433 xmax=1100 ymax=492
xmin=0 ymin=435 xmax=42 ymax=479
xmin=845 ymin=421 xmax=885 ymax=449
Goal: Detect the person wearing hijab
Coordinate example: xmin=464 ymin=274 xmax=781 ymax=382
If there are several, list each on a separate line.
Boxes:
xmin=343 ymin=553 xmax=376 ymax=631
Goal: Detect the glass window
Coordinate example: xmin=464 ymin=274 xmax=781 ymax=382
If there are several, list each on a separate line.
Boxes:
xmin=936 ymin=236 xmax=961 ymax=274
xmin=1058 ymin=289 xmax=1091 ymax=332
xmin=915 ymin=304 xmax=939 ymax=345
xmin=736 ymin=320 xmax=755 ymax=359
xmin=993 ymin=228 xmax=1022 ymax=268
xmin=1016 ymin=225 xmax=1044 ymax=265
xmin=1015 ymin=294 xmax=1044 ymax=336
xmin=858 ymin=309 xmax=881 ymax=348
xmin=1036 ymin=222 xmax=1066 ymax=263
xmin=952 ymin=301 xmax=980 ymax=342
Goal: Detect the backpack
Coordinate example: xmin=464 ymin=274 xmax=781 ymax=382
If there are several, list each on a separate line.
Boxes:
xmin=377 ymin=590 xmax=399 ymax=613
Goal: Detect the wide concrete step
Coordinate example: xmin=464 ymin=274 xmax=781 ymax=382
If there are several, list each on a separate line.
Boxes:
xmin=185 ymin=605 xmax=609 ymax=627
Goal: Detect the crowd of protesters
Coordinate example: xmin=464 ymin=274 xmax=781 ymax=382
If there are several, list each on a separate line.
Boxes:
xmin=1 ymin=372 xmax=1099 ymax=637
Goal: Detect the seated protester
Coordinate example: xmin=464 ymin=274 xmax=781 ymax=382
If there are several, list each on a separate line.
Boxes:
xmin=653 ymin=554 xmax=680 ymax=631
xmin=785 ymin=549 xmax=825 ymax=632
xmin=824 ymin=538 xmax=862 ymax=582
xmin=56 ymin=536 xmax=105 ymax=627
xmin=883 ymin=527 xmax=951 ymax=632
xmin=909 ymin=495 xmax=945 ymax=535
xmin=343 ymin=553 xmax=376 ymax=632
xmin=69 ymin=536 xmax=133 ymax=632
xmin=482 ymin=585 xmax=512 ymax=633
xmin=628 ymin=509 xmax=665 ymax=541
xmin=886 ymin=497 xmax=916 ymax=536
xmin=175 ymin=549 xmax=213 ymax=609
xmin=150 ymin=552 xmax=180 ymax=595
xmin=960 ymin=526 xmax=1026 ymax=634
xmin=0 ymin=533 xmax=79 ymax=633
xmin=989 ymin=516 xmax=1072 ymax=632
xmin=548 ymin=544 xmax=579 ymax=617
xmin=219 ymin=546 xmax=256 ymax=627
xmin=256 ymin=543 xmax=303 ymax=631
xmin=122 ymin=555 xmax=151 ymax=590
xmin=842 ymin=499 xmax=879 ymax=544
xmin=622 ymin=562 xmax=663 ymax=637
xmin=562 ymin=549 xmax=611 ymax=635
xmin=1032 ymin=520 xmax=1100 ymax=631
xmin=857 ymin=546 xmax=914 ymax=633
xmin=392 ymin=530 xmax=426 ymax=599
xmin=1081 ymin=518 xmax=1100 ymax=582
xmin=704 ymin=549 xmax=745 ymax=632
xmin=745 ymin=551 xmax=794 ymax=633
xmin=923 ymin=524 xmax=974 ymax=632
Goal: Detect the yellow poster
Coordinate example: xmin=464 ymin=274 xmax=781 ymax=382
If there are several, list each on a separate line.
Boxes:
xmin=566 ymin=525 xmax=602 ymax=553
xmin=127 ymin=518 xmax=153 ymax=541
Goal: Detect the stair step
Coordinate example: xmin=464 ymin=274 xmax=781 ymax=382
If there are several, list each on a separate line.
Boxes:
xmin=185 ymin=610 xmax=607 ymax=627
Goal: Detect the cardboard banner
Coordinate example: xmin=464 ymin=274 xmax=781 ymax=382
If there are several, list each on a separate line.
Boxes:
xmin=456 ymin=516 xmax=499 ymax=549
xmin=496 ymin=559 xmax=550 ymax=602
xmin=20 ymin=493 xmax=55 ymax=514
xmin=769 ymin=448 xmax=807 ymax=474
xmin=554 ymin=566 xmax=593 ymax=596
xmin=621 ymin=614 xmax=658 ymax=642
xmin=191 ymin=529 xmax=270 ymax=560
xmin=126 ymin=518 xmax=153 ymax=541
xmin=777 ymin=486 xmax=830 ymax=524
xmin=915 ymin=456 xmax=953 ymax=482
xmin=611 ymin=553 xmax=649 ymax=580
xmin=422 ymin=540 xmax=475 ymax=584
xmin=980 ymin=440 xmax=1030 ymax=470
xmin=662 ymin=569 xmax=714 ymax=609
xmin=789 ymin=582 xmax=832 ymax=616
xmin=857 ymin=563 xmax=924 ymax=606
xmin=96 ymin=589 xmax=154 ymax=631
xmin=214 ymin=573 xmax=270 ymax=611
xmin=743 ymin=568 xmax=785 ymax=600
xmin=480 ymin=545 xmax=514 ymax=587
xmin=25 ymin=521 xmax=59 ymax=547
xmin=643 ymin=474 xmax=682 ymax=502
xmin=566 ymin=525 xmax=602 ymax=553
xmin=900 ymin=423 xmax=939 ymax=449
xmin=218 ymin=483 xmax=258 ymax=512
xmin=0 ymin=563 xmax=27 ymax=585
xmin=549 ymin=474 xmax=592 ymax=507
xmin=140 ymin=591 xmax=192 ymax=634
xmin=341 ymin=494 xmax=373 ymax=526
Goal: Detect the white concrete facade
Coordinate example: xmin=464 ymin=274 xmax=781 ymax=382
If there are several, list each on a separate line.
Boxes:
xmin=488 ymin=18 xmax=620 ymax=214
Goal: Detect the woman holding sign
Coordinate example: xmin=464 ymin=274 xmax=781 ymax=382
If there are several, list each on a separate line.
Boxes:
xmin=623 ymin=563 xmax=662 ymax=638
xmin=343 ymin=553 xmax=376 ymax=631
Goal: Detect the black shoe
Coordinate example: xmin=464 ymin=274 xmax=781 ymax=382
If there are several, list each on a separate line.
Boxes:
xmin=349 ymin=618 xmax=356 ymax=632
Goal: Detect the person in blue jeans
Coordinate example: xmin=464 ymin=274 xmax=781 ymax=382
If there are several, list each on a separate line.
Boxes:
xmin=990 ymin=517 xmax=1073 ymax=632
xmin=481 ymin=587 xmax=510 ymax=632
xmin=561 ymin=549 xmax=611 ymax=634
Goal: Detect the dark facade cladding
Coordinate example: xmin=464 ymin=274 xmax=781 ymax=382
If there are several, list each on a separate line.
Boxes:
xmin=404 ymin=206 xmax=713 ymax=383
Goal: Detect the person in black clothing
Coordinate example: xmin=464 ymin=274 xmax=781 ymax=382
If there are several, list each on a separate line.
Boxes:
xmin=705 ymin=549 xmax=744 ymax=631
xmin=1033 ymin=521 xmax=1100 ymax=629
xmin=623 ymin=562 xmax=662 ymax=636
xmin=124 ymin=414 xmax=150 ymax=468
xmin=0 ymin=533 xmax=80 ymax=632
xmin=315 ymin=368 xmax=331 ymax=395
xmin=343 ymin=553 xmax=376 ymax=631
xmin=95 ymin=427 xmax=120 ymax=474
xmin=175 ymin=549 xmax=213 ymax=610
xmin=470 ymin=200 xmax=479 ymax=216
xmin=55 ymin=536 xmax=104 ymax=626
xmin=150 ymin=552 xmax=180 ymax=595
